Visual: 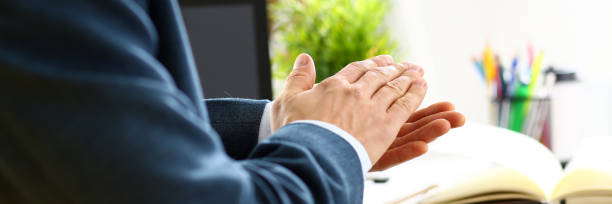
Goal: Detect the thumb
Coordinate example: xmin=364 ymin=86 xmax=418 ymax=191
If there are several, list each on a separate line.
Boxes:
xmin=283 ymin=53 xmax=316 ymax=96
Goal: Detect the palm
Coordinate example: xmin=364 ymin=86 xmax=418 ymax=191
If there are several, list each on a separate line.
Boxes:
xmin=370 ymin=102 xmax=465 ymax=172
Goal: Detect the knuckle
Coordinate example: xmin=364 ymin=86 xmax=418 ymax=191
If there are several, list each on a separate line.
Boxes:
xmin=379 ymin=55 xmax=393 ymax=63
xmin=404 ymin=70 xmax=421 ymax=79
xmin=396 ymin=98 xmax=415 ymax=113
xmin=396 ymin=94 xmax=410 ymax=105
xmin=343 ymin=62 xmax=369 ymax=74
xmin=288 ymin=68 xmax=309 ymax=77
xmin=394 ymin=63 xmax=408 ymax=72
xmin=366 ymin=69 xmax=388 ymax=81
xmin=362 ymin=59 xmax=376 ymax=67
xmin=347 ymin=85 xmax=364 ymax=98
xmin=286 ymin=70 xmax=312 ymax=82
xmin=318 ymin=80 xmax=332 ymax=89
xmin=286 ymin=74 xmax=309 ymax=83
xmin=372 ymin=67 xmax=389 ymax=75
xmin=339 ymin=86 xmax=352 ymax=96
xmin=321 ymin=77 xmax=350 ymax=93
xmin=321 ymin=77 xmax=342 ymax=87
xmin=398 ymin=75 xmax=412 ymax=82
xmin=386 ymin=80 xmax=405 ymax=96
xmin=348 ymin=61 xmax=362 ymax=68
xmin=371 ymin=56 xmax=385 ymax=65
xmin=348 ymin=61 xmax=368 ymax=71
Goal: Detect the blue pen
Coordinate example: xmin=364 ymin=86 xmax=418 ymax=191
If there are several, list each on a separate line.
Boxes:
xmin=508 ymin=57 xmax=518 ymax=94
xmin=496 ymin=56 xmax=506 ymax=98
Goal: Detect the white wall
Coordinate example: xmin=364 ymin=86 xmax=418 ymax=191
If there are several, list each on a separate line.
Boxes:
xmin=389 ymin=0 xmax=612 ymax=159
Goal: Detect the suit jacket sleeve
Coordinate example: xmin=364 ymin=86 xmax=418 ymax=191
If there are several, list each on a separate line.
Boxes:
xmin=0 ymin=1 xmax=364 ymax=204
xmin=205 ymin=98 xmax=268 ymax=160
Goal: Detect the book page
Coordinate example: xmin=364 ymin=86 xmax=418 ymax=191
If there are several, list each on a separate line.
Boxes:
xmin=551 ymin=169 xmax=612 ymax=200
xmin=420 ymin=166 xmax=545 ymax=204
xmin=426 ymin=123 xmax=563 ymax=197
xmin=551 ymin=136 xmax=612 ymax=200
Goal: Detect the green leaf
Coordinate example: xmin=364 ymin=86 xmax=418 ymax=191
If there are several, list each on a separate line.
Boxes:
xmin=270 ymin=0 xmax=399 ymax=83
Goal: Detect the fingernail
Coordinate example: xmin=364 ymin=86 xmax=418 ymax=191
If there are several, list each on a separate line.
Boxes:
xmin=294 ymin=54 xmax=309 ymax=67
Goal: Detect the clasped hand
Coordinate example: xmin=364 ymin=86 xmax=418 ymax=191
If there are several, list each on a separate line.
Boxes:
xmin=271 ymin=54 xmax=465 ymax=172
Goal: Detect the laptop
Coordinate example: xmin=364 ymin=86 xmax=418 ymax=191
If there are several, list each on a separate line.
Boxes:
xmin=180 ymin=0 xmax=272 ymax=100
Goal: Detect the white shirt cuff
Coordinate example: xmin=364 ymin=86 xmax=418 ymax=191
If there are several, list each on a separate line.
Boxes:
xmin=258 ymin=102 xmax=273 ymax=142
xmin=258 ymin=102 xmax=372 ymax=175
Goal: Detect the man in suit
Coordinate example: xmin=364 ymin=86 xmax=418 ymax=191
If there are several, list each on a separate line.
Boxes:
xmin=0 ymin=0 xmax=465 ymax=203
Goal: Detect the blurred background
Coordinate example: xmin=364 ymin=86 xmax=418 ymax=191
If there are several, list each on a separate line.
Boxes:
xmin=179 ymin=1 xmax=612 ymax=202
xmin=267 ymin=0 xmax=612 ymax=160
xmin=180 ymin=0 xmax=612 ymax=161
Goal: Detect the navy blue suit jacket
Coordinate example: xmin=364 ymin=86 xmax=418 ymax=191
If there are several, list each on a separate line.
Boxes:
xmin=0 ymin=0 xmax=364 ymax=203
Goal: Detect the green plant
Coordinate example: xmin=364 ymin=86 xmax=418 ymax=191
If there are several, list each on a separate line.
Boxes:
xmin=269 ymin=0 xmax=398 ymax=83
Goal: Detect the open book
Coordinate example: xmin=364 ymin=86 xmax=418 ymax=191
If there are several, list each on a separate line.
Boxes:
xmin=420 ymin=135 xmax=612 ymax=204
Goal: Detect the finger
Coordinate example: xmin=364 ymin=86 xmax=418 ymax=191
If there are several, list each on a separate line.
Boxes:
xmin=399 ymin=111 xmax=465 ymax=136
xmin=406 ymin=102 xmax=456 ymax=123
xmin=390 ymin=119 xmax=450 ymax=149
xmin=372 ymin=55 xmax=394 ymax=66
xmin=334 ymin=59 xmax=378 ymax=83
xmin=400 ymin=62 xmax=425 ymax=77
xmin=283 ymin=53 xmax=316 ymax=97
xmin=353 ymin=63 xmax=411 ymax=96
xmin=334 ymin=55 xmax=393 ymax=83
xmin=387 ymin=78 xmax=428 ymax=123
xmin=370 ymin=141 xmax=427 ymax=172
xmin=372 ymin=66 xmax=422 ymax=109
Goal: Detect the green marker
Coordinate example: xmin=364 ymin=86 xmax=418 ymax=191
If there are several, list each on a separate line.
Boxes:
xmin=509 ymin=84 xmax=529 ymax=133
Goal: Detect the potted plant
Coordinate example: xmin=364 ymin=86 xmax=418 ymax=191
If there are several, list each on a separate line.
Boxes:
xmin=269 ymin=0 xmax=398 ymax=95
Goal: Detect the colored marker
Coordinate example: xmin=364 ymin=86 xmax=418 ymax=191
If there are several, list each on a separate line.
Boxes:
xmin=527 ymin=51 xmax=544 ymax=97
xmin=507 ymin=56 xmax=519 ymax=95
xmin=472 ymin=56 xmax=486 ymax=82
xmin=483 ymin=45 xmax=496 ymax=85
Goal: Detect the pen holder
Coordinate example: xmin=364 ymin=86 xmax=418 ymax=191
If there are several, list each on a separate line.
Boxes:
xmin=490 ymin=97 xmax=552 ymax=149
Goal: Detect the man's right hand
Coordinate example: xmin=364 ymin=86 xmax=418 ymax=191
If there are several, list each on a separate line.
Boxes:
xmin=271 ymin=53 xmax=428 ymax=165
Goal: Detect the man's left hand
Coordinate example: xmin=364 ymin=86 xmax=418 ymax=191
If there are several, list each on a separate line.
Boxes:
xmin=370 ymin=102 xmax=465 ymax=171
